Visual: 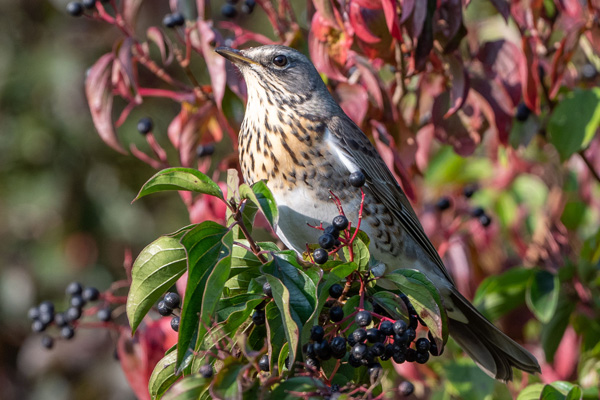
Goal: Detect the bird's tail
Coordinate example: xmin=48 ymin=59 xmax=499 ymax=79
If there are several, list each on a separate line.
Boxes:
xmin=448 ymin=289 xmax=541 ymax=381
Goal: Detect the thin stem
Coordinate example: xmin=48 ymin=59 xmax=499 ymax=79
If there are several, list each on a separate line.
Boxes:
xmin=580 ymin=150 xmax=600 ymax=184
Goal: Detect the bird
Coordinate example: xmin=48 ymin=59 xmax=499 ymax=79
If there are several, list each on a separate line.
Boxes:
xmin=215 ymin=44 xmax=540 ymax=381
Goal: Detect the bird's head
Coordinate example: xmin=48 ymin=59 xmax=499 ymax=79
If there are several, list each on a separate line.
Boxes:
xmin=215 ymin=45 xmax=338 ymax=115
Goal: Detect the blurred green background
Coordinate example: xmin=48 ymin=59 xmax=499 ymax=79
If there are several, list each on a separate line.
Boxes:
xmin=0 ymin=1 xmax=190 ymax=398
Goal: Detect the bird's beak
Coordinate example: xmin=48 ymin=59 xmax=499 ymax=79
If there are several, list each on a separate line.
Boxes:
xmin=215 ymin=47 xmax=258 ymax=65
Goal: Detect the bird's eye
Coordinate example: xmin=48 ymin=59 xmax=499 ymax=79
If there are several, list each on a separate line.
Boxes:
xmin=273 ymin=55 xmax=288 ymax=67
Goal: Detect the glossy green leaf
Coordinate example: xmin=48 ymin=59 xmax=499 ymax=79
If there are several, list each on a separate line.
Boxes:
xmin=127 ymin=236 xmax=187 ymax=334
xmin=526 ymin=270 xmax=559 ymax=323
xmin=210 ymin=357 xmax=246 ymax=400
xmin=269 ymin=377 xmax=327 ymax=399
xmin=381 ymin=269 xmax=448 ymax=348
xmin=239 ymin=181 xmax=278 ymax=229
xmin=177 ymin=222 xmax=233 ymax=370
xmin=548 ymin=88 xmax=600 ymax=161
xmin=371 ymin=291 xmax=409 ymax=320
xmin=266 ymin=301 xmax=286 ymax=372
xmin=342 ymin=232 xmax=370 ymax=270
xmin=162 ymin=374 xmax=209 ymax=400
xmin=149 ymin=351 xmax=179 ymax=400
xmin=473 ymin=267 xmax=534 ymax=321
xmin=262 ymin=254 xmax=318 ymax=367
xmin=542 ymin=295 xmax=575 ymax=363
xmin=516 ymin=383 xmax=545 ymax=400
xmin=135 ymin=167 xmax=224 ymax=201
xmin=444 ymin=359 xmax=496 ymax=400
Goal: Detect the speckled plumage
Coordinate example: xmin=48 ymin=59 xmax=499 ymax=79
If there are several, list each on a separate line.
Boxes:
xmin=216 ymin=45 xmax=540 ymax=381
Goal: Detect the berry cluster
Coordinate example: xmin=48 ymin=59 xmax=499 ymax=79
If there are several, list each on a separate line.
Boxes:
xmin=27 ymin=282 xmax=106 ymax=349
xmin=157 ymin=292 xmax=181 ymax=332
xmin=435 ymin=184 xmax=492 ymax=228
xmin=312 ymin=214 xmax=348 ymax=265
xmin=221 ymin=0 xmax=256 ymax=19
xmin=66 ymin=0 xmax=108 ymax=17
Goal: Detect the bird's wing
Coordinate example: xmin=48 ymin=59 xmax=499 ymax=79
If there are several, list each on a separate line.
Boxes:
xmin=327 ymin=115 xmax=455 ymax=285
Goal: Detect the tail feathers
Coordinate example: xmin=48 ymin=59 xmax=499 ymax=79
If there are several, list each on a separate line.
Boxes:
xmin=449 ymin=290 xmax=541 ymax=381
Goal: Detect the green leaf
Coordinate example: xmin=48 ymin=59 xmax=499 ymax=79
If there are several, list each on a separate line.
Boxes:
xmin=149 ymin=351 xmax=179 ymax=400
xmin=162 ymin=374 xmax=209 ymax=400
xmin=516 ymin=383 xmax=545 ymax=400
xmin=127 ymin=236 xmax=187 ymax=334
xmin=262 ymin=254 xmax=318 ymax=367
xmin=381 ymin=270 xmax=448 ymax=348
xmin=526 ymin=270 xmax=559 ymax=323
xmin=210 ymin=357 xmax=246 ymax=400
xmin=135 ymin=167 xmax=224 ymax=201
xmin=473 ymin=267 xmax=534 ymax=321
xmin=342 ymin=232 xmax=370 ymax=270
xmin=177 ymin=222 xmax=233 ymax=370
xmin=542 ymin=295 xmax=576 ymax=363
xmin=239 ymin=181 xmax=278 ymax=229
xmin=548 ymin=88 xmax=600 ymax=161
xmin=269 ymin=377 xmax=327 ymax=399
xmin=371 ymin=291 xmax=409 ymax=320
xmin=541 ymin=383 xmax=568 ymax=400
xmin=266 ymin=301 xmax=286 ymax=372
xmin=444 ymin=358 xmax=496 ymax=400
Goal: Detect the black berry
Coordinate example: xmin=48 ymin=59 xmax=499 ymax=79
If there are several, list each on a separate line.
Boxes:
xmin=82 ymin=287 xmax=100 ymax=302
xmin=170 ymin=12 xmax=185 ymax=26
xmin=305 ymin=357 xmax=320 ymax=371
xmin=314 ymin=340 xmax=332 ymax=360
xmin=171 ymin=316 xmax=180 ymax=332
xmin=328 ymin=284 xmax=343 ymax=299
xmin=66 ymin=2 xmax=84 ymax=16
xmin=97 ymin=307 xmax=111 ymax=322
xmin=41 ymin=335 xmax=54 ymax=349
xmin=70 ymin=295 xmax=86 ymax=309
xmin=241 ymin=0 xmax=255 ymax=14
xmin=329 ymin=306 xmax=344 ymax=323
xmin=199 ymin=364 xmax=213 ymax=378
xmin=405 ymin=348 xmax=417 ymax=362
xmin=258 ymin=354 xmax=270 ymax=371
xmin=82 ymin=0 xmax=96 ymax=9
xmin=331 ymin=383 xmax=340 ymax=393
xmin=368 ymin=362 xmax=383 ymax=380
xmin=28 ymin=307 xmax=40 ymax=321
xmin=61 ymin=326 xmax=75 ymax=340
xmin=137 ymin=117 xmax=153 ymax=134
xmin=157 ymin=301 xmax=172 ymax=316
xmin=310 ymin=325 xmax=325 ymax=342
xmin=406 ymin=328 xmax=416 ymax=343
xmin=392 ymin=350 xmax=406 ymax=364
xmin=515 ymin=102 xmax=531 ymax=122
xmin=415 ymin=338 xmax=430 ymax=353
xmin=66 ymin=306 xmax=82 ymax=321
xmin=332 ymin=215 xmax=349 ymax=231
xmin=366 ymin=328 xmax=383 ymax=343
xmin=355 ymin=310 xmax=372 ymax=327
xmin=398 ymin=381 xmax=415 ymax=396
xmin=582 ymin=63 xmax=597 ymax=80
xmin=54 ymin=313 xmax=68 ymax=327
xmin=39 ymin=301 xmax=55 ymax=315
xmin=164 ymin=292 xmax=181 ymax=309
xmin=352 ymin=328 xmax=367 ymax=343
xmin=318 ymin=233 xmax=336 ymax=250
xmin=32 ymin=320 xmax=46 ymax=333
xmin=221 ymin=4 xmax=237 ymax=18
xmin=330 ymin=336 xmax=347 ymax=358
xmin=323 ymin=225 xmax=340 ymax=238
xmin=252 ymin=309 xmax=265 ymax=325
xmin=262 ymin=282 xmax=272 ymax=297
xmin=479 ymin=214 xmax=492 ymax=227
xmin=196 ymin=143 xmax=215 ymax=158
xmin=416 ymin=351 xmax=429 ymax=364
xmin=312 ymin=248 xmax=329 ymax=264
xmin=351 ymin=343 xmax=368 ymax=360
xmin=371 ymin=342 xmax=385 ymax=357
xmin=162 ymin=14 xmax=177 ymax=28
xmin=471 ymin=207 xmax=485 ymax=218
xmin=379 ymin=320 xmax=394 ymax=336
xmin=463 ymin=184 xmax=478 ymax=198
xmin=348 ymin=354 xmax=362 ymax=367
xmin=349 ymin=171 xmax=366 ymax=187
xmin=39 ymin=312 xmax=53 ymax=325
xmin=435 ymin=197 xmax=451 ymax=211
xmin=305 ymin=343 xmax=316 ymax=358
xmin=393 ymin=320 xmax=407 ymax=336
xmin=66 ymin=282 xmax=83 ymax=296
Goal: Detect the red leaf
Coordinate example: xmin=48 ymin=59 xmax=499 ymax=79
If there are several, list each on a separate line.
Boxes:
xmin=146 ymin=27 xmax=173 ymax=65
xmin=549 ymin=30 xmax=581 ymax=98
xmin=432 ymin=92 xmax=480 ymax=156
xmin=470 ymin=77 xmax=514 ymax=144
xmin=444 ymin=54 xmax=470 ymax=118
xmin=312 ymin=0 xmax=339 ymax=27
xmin=400 ymin=0 xmax=416 ymax=24
xmin=352 ymin=56 xmax=384 ymax=110
xmin=489 ymin=0 xmax=510 ymax=22
xmin=349 ymin=2 xmax=381 ymax=44
xmin=195 ymin=21 xmax=227 ymax=109
xmin=407 ymin=0 xmax=427 ymax=37
xmin=336 ymin=83 xmax=369 ymax=125
xmin=477 ymin=40 xmax=524 ymax=107
xmin=439 ymin=0 xmax=463 ymax=41
xmin=219 ymin=21 xmax=276 ymax=47
xmin=381 ymin=0 xmax=402 ymax=40
xmin=85 ymin=53 xmax=127 ymax=154
xmin=122 ymin=0 xmax=143 ymax=28
xmin=308 ymin=12 xmax=349 ymax=82
xmin=521 ymin=37 xmax=540 ymax=113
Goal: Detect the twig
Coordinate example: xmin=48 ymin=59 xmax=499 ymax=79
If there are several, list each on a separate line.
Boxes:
xmin=580 ymin=150 xmax=600 ymax=183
